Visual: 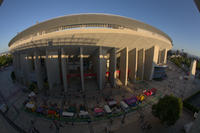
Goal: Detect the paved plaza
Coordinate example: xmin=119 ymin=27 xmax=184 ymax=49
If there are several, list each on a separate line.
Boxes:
xmin=0 ymin=61 xmax=200 ymax=133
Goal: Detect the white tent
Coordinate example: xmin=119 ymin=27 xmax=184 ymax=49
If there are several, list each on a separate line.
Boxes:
xmin=28 ymin=91 xmax=36 ymax=97
xmin=104 ymin=105 xmax=112 ymax=113
xmin=62 ymin=111 xmax=74 ymax=117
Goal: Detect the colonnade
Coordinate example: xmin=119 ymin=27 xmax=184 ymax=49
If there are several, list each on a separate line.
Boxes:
xmin=118 ymin=46 xmax=167 ymax=85
xmin=12 ymin=45 xmax=167 ymax=92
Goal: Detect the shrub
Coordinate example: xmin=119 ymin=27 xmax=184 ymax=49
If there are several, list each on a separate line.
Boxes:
xmin=183 ymin=101 xmax=199 ymax=113
xmin=29 ymin=82 xmax=37 ymax=92
xmin=152 ymin=95 xmax=183 ymax=126
xmin=183 ymin=90 xmax=200 ymax=113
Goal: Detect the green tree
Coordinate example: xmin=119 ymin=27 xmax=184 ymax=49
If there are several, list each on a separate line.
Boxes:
xmin=152 ymin=95 xmax=183 ymax=126
xmin=29 ymin=82 xmax=38 ymax=92
xmin=0 ymin=54 xmax=12 ymax=67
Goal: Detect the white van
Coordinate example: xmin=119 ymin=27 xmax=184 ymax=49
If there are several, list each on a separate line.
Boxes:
xmin=104 ymin=105 xmax=112 ymax=114
xmin=79 ymin=111 xmax=89 ymax=118
xmin=120 ymin=101 xmax=129 ymax=111
xmin=62 ymin=111 xmax=74 ymax=117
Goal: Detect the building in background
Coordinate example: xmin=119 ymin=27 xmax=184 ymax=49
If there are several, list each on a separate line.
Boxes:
xmin=0 ymin=0 xmax=3 ymax=6
xmin=9 ymin=14 xmax=173 ymax=92
xmin=194 ymin=0 xmax=200 ymax=12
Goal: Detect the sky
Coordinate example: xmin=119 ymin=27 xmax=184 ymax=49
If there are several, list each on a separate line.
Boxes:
xmin=0 ymin=0 xmax=200 ymax=56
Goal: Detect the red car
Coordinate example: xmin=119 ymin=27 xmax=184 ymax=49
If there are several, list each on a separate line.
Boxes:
xmin=143 ymin=88 xmax=157 ymax=96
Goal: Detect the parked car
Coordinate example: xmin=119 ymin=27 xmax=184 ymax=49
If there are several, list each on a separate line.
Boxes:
xmin=120 ymin=101 xmax=129 ymax=112
xmin=104 ymin=105 xmax=112 ymax=114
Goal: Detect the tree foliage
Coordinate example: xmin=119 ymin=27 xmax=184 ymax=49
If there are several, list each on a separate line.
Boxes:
xmin=29 ymin=82 xmax=38 ymax=92
xmin=0 ymin=54 xmax=12 ymax=67
xmin=152 ymin=95 xmax=183 ymax=126
xmin=170 ymin=55 xmax=200 ymax=71
xmin=170 ymin=56 xmax=191 ymax=68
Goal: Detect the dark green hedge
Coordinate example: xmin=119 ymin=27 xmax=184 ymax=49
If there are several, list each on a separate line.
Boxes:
xmin=183 ymin=91 xmax=200 ymax=113
xmin=183 ymin=101 xmax=199 ymax=113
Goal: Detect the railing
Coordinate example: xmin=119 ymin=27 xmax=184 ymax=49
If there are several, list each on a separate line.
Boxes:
xmin=9 ymin=23 xmax=172 ymax=51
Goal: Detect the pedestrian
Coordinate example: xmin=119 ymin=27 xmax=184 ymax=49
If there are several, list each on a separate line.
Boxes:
xmin=121 ymin=119 xmax=124 ymax=124
xmin=30 ymin=120 xmax=34 ymax=125
xmin=87 ymin=119 xmax=91 ymax=124
xmin=110 ymin=118 xmax=113 ymax=125
xmin=49 ymin=123 xmax=53 ymax=129
xmin=105 ymin=127 xmax=108 ymax=133
xmin=56 ymin=126 xmax=60 ymax=133
xmin=33 ymin=127 xmax=40 ymax=133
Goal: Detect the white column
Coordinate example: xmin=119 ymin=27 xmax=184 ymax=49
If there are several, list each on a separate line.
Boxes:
xmin=189 ymin=60 xmax=197 ymax=79
xmin=96 ymin=46 xmax=107 ymax=90
xmin=119 ymin=47 xmax=128 ymax=86
xmin=157 ymin=50 xmax=162 ymax=64
xmin=61 ymin=48 xmax=68 ymax=92
xmin=128 ymin=48 xmax=137 ymax=82
xmin=15 ymin=53 xmax=20 ymax=81
xmin=20 ymin=54 xmax=28 ymax=85
xmin=158 ymin=49 xmax=168 ymax=64
xmin=144 ymin=46 xmax=159 ymax=80
xmin=45 ymin=49 xmax=61 ymax=90
xmin=80 ymin=47 xmax=85 ymax=91
xmin=163 ymin=49 xmax=168 ymax=64
xmin=24 ymin=54 xmax=33 ymax=85
xmin=34 ymin=50 xmax=44 ymax=90
xmin=109 ymin=48 xmax=116 ymax=87
xmin=20 ymin=53 xmax=32 ymax=84
xmin=99 ymin=47 xmax=103 ymax=90
xmin=137 ymin=48 xmax=145 ymax=80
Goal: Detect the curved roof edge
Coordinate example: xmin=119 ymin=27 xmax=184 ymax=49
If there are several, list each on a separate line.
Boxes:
xmin=8 ymin=13 xmax=172 ymax=47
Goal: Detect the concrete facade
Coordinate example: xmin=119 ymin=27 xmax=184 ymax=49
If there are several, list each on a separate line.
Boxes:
xmin=128 ymin=48 xmax=137 ymax=82
xmin=11 ymin=44 xmax=168 ymax=91
xmin=119 ymin=47 xmax=128 ymax=86
xmin=9 ymin=14 xmax=173 ymax=92
xmin=9 ymin=14 xmax=172 ymax=52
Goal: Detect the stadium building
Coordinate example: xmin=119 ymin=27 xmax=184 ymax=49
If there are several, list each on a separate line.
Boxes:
xmin=9 ymin=14 xmax=173 ymax=92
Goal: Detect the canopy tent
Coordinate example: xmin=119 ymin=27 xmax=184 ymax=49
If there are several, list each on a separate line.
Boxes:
xmin=25 ymin=103 xmax=35 ymax=109
xmin=104 ymin=105 xmax=112 ymax=113
xmin=94 ymin=108 xmax=104 ymax=113
xmin=124 ymin=96 xmax=137 ymax=106
xmin=108 ymin=100 xmax=117 ymax=107
xmin=28 ymin=92 xmax=36 ymax=97
xmin=62 ymin=111 xmax=74 ymax=117
xmin=79 ymin=111 xmax=89 ymax=116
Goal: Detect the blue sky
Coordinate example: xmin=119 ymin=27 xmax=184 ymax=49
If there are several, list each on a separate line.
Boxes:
xmin=0 ymin=0 xmax=200 ymax=56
